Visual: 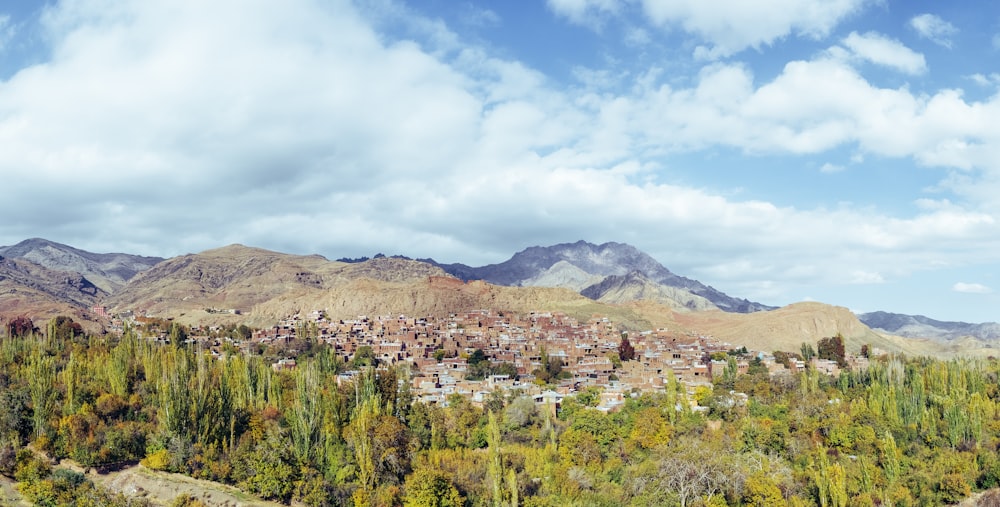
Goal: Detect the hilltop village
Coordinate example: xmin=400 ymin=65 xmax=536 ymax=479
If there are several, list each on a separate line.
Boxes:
xmin=158 ymin=308 xmax=862 ymax=412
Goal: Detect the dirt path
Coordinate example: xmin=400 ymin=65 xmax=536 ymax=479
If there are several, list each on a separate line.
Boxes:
xmin=91 ymin=465 xmax=285 ymax=507
xmin=0 ymin=474 xmax=29 ymax=506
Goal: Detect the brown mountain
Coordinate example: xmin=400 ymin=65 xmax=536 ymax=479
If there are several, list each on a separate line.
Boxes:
xmin=107 ymin=245 xmax=932 ymax=356
xmin=108 ymin=244 xmax=657 ymax=329
xmin=666 ymin=302 xmax=929 ymax=356
xmin=0 ymin=256 xmax=109 ymax=328
xmin=0 ymin=239 xmax=966 ymax=357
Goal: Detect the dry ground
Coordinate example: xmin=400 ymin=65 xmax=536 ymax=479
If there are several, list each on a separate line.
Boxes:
xmin=92 ymin=465 xmax=284 ymax=506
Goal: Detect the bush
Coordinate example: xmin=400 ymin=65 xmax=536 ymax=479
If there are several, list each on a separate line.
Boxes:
xmin=141 ymin=449 xmax=170 ymax=471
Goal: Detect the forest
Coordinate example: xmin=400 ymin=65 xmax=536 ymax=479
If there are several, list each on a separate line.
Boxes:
xmin=2 ymin=316 xmax=1000 ymax=506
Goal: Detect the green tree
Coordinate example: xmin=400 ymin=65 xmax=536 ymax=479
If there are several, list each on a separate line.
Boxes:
xmin=404 ymin=468 xmax=464 ymax=507
xmin=27 ymin=349 xmax=57 ymax=441
xmin=817 ymin=334 xmax=846 ymax=368
xmin=231 ymin=423 xmax=298 ymax=502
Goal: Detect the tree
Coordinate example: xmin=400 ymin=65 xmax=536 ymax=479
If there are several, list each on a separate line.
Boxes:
xmin=27 ymin=349 xmax=57 ymax=441
xmin=47 ymin=316 xmax=83 ymax=342
xmin=168 ymin=322 xmax=188 ymax=345
xmin=618 ymin=335 xmax=636 ymax=362
xmin=743 ymin=473 xmax=783 ymax=506
xmin=404 ymin=468 xmax=464 ymax=507
xmin=800 ymin=343 xmax=816 ymax=361
xmin=347 ymin=378 xmax=382 ymax=506
xmin=468 ymin=349 xmax=487 ymax=367
xmin=6 ymin=316 xmax=36 ymax=337
xmin=817 ymin=334 xmax=846 ymax=368
xmin=231 ymin=423 xmax=298 ymax=502
xmin=352 ymin=346 xmax=378 ymax=368
xmin=629 ymin=438 xmax=742 ymax=507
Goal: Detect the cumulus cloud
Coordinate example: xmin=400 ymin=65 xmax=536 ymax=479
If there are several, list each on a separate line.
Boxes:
xmin=841 ymin=31 xmax=927 ymax=75
xmin=909 ymin=13 xmax=957 ymax=48
xmin=3 ymin=0 xmax=1000 ymax=317
xmin=953 ymin=282 xmax=993 ymax=294
xmin=638 ymin=0 xmax=871 ymax=58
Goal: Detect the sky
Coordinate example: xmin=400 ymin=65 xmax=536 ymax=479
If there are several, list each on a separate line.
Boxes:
xmin=2 ymin=0 xmax=1000 ymax=323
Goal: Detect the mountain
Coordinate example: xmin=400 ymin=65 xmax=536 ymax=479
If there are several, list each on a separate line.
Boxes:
xmin=0 ymin=255 xmax=109 ymax=327
xmin=671 ymin=302 xmax=932 ymax=356
xmin=106 ymin=244 xmax=659 ymax=329
xmin=4 ymin=237 xmax=992 ymax=357
xmin=430 ymin=240 xmax=773 ymax=313
xmin=858 ymin=311 xmax=1000 ymax=341
xmin=0 ymin=238 xmax=163 ymax=293
xmin=580 ymin=271 xmax=717 ymax=311
xmin=107 ymin=244 xmax=452 ymax=320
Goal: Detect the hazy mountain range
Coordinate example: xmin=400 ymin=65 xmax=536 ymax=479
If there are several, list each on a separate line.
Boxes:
xmin=0 ymin=237 xmax=996 ymax=356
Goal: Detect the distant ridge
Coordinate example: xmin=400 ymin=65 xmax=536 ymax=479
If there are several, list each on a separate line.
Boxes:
xmin=0 ymin=238 xmax=163 ymax=293
xmin=858 ymin=311 xmax=1000 ymax=341
xmin=4 ymin=237 xmax=1000 ymax=357
xmin=428 ymin=240 xmax=774 ymax=313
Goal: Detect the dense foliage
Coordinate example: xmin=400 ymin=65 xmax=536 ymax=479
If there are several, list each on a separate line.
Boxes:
xmin=2 ymin=319 xmax=1000 ymax=506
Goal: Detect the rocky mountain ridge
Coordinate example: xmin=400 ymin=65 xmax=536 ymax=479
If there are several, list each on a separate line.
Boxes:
xmin=858 ymin=311 xmax=1000 ymax=341
xmin=0 ymin=238 xmax=163 ymax=293
xmin=428 ymin=240 xmax=774 ymax=313
xmin=1 ymin=238 xmax=996 ymax=356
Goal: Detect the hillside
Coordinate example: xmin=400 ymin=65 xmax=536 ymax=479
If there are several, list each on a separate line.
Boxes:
xmin=107 ymin=244 xmax=448 ymax=324
xmin=107 ymin=243 xmax=657 ymax=329
xmin=250 ymin=276 xmax=656 ymax=330
xmin=581 ymin=271 xmax=717 ymax=311
xmin=667 ymin=302 xmax=921 ymax=356
xmin=0 ymin=256 xmax=108 ymax=328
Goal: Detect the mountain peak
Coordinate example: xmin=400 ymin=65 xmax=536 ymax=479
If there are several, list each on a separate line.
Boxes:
xmin=0 ymin=238 xmax=164 ymax=294
xmin=427 ymin=240 xmax=772 ymax=314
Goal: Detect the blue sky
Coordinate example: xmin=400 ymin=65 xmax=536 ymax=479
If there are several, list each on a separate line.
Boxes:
xmin=2 ymin=0 xmax=1000 ymax=323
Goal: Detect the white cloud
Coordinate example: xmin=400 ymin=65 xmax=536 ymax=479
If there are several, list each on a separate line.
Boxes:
xmin=820 ymin=162 xmax=845 ymax=173
xmin=953 ymin=282 xmax=993 ymax=294
xmin=841 ymin=31 xmax=927 ymax=75
xmin=969 ymin=73 xmax=994 ymax=87
xmin=909 ymin=13 xmax=957 ymax=48
xmin=4 ymin=0 xmax=1000 ymax=318
xmin=624 ymin=26 xmax=651 ymax=47
xmin=849 ymin=271 xmax=885 ymax=284
xmin=546 ymin=0 xmax=621 ymax=28
xmin=0 ymin=15 xmax=13 ymax=52
xmin=639 ymin=0 xmax=871 ymax=58
xmin=459 ymin=5 xmax=500 ymax=27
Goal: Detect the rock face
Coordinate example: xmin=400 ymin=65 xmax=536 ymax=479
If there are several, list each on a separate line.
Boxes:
xmin=0 ymin=238 xmax=163 ymax=293
xmin=858 ymin=311 xmax=1000 ymax=341
xmin=431 ymin=240 xmax=773 ymax=313
xmin=0 ymin=256 xmax=110 ymax=327
xmin=580 ymin=271 xmax=717 ymax=311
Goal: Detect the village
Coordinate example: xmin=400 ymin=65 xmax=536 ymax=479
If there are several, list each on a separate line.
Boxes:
xmin=216 ymin=308 xmax=865 ymax=412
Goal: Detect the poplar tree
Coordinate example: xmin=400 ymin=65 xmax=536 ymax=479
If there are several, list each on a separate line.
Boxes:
xmin=27 ymin=348 xmax=57 ymax=441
